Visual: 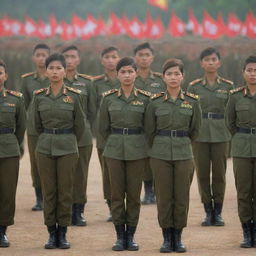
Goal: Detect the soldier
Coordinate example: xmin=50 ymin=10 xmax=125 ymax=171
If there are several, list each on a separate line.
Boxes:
xmin=187 ymin=47 xmax=234 ymax=226
xmin=31 ymin=53 xmax=85 ymax=249
xmin=0 ymin=60 xmax=26 ymax=247
xmin=226 ymin=55 xmax=256 ymax=248
xmin=62 ymin=45 xmax=95 ymax=226
xmin=145 ymin=58 xmax=201 ymax=253
xmin=20 ymin=43 xmax=50 ymax=211
xmin=92 ymin=46 xmax=120 ymax=221
xmin=133 ymin=42 xmax=166 ymax=205
xmin=99 ymin=57 xmax=150 ymax=251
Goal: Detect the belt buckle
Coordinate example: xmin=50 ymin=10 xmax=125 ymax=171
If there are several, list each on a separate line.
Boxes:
xmin=171 ymin=130 xmax=177 ymax=137
xmin=52 ymin=128 xmax=58 ymax=134
xmin=123 ymin=128 xmax=129 ymax=135
xmin=251 ymin=128 xmax=256 ymax=134
xmin=207 ymin=112 xmax=213 ymax=119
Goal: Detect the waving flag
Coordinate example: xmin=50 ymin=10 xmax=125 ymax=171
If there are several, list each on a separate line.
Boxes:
xmin=148 ymin=0 xmax=168 ymax=11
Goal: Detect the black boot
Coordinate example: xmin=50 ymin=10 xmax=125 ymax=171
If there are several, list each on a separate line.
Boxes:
xmin=173 ymin=228 xmax=186 ymax=253
xmin=0 ymin=226 xmax=9 ymax=247
xmin=241 ymin=221 xmax=252 ymax=248
xmin=45 ymin=225 xmax=57 ymax=249
xmin=32 ymin=187 xmax=43 ymax=211
xmin=112 ymin=224 xmax=126 ymax=251
xmin=141 ymin=180 xmax=154 ymax=205
xmin=252 ymin=221 xmax=256 ymax=247
xmin=58 ymin=226 xmax=70 ymax=249
xmin=160 ymin=228 xmax=173 ymax=253
xmin=73 ymin=204 xmax=86 ymax=226
xmin=201 ymin=202 xmax=213 ymax=226
xmin=106 ymin=199 xmax=112 ymax=222
xmin=213 ymin=202 xmax=225 ymax=226
xmin=126 ymin=225 xmax=139 ymax=251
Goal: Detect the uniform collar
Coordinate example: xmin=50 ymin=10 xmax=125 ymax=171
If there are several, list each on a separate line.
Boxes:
xmin=136 ymin=70 xmax=154 ymax=80
xmin=65 ymin=72 xmax=79 ymax=82
xmin=33 ymin=72 xmax=47 ymax=81
xmin=117 ymin=87 xmax=137 ymax=97
xmin=1 ymin=87 xmax=7 ymax=97
xmin=163 ymin=89 xmax=185 ymax=101
xmin=202 ymin=75 xmax=221 ymax=86
xmin=45 ymin=85 xmax=67 ymax=96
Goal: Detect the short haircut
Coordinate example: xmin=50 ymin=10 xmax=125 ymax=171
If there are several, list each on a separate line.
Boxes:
xmin=134 ymin=42 xmax=154 ymax=55
xmin=33 ymin=43 xmax=50 ymax=54
xmin=61 ymin=45 xmax=80 ymax=55
xmin=45 ymin=53 xmax=66 ymax=69
xmin=101 ymin=46 xmax=119 ymax=57
xmin=200 ymin=47 xmax=220 ymax=60
xmin=162 ymin=58 xmax=184 ymax=75
xmin=0 ymin=59 xmax=7 ymax=72
xmin=116 ymin=57 xmax=137 ymax=72
xmin=243 ymin=55 xmax=256 ymax=71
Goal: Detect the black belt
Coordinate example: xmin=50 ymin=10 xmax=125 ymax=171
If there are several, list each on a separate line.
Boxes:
xmin=112 ymin=128 xmax=143 ymax=135
xmin=157 ymin=130 xmax=188 ymax=137
xmin=202 ymin=112 xmax=224 ymax=119
xmin=238 ymin=127 xmax=256 ymax=135
xmin=0 ymin=128 xmax=14 ymax=134
xmin=43 ymin=128 xmax=74 ymax=134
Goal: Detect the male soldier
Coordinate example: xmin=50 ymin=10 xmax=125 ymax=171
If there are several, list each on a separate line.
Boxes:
xmin=187 ymin=47 xmax=234 ymax=226
xmin=92 ymin=46 xmax=120 ymax=221
xmin=20 ymin=43 xmax=50 ymax=211
xmin=134 ymin=42 xmax=166 ymax=204
xmin=62 ymin=45 xmax=95 ymax=226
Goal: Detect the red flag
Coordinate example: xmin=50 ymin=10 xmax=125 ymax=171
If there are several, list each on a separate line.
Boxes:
xmin=244 ymin=11 xmax=256 ymax=39
xmin=24 ymin=16 xmax=39 ymax=37
xmin=202 ymin=11 xmax=221 ymax=39
xmin=81 ymin=15 xmax=99 ymax=39
xmin=0 ymin=16 xmax=14 ymax=36
xmin=168 ymin=11 xmax=186 ymax=37
xmin=148 ymin=0 xmax=168 ymax=11
xmin=187 ymin=9 xmax=201 ymax=35
xmin=145 ymin=15 xmax=164 ymax=39
xmin=71 ymin=14 xmax=85 ymax=38
xmin=217 ymin=12 xmax=228 ymax=36
xmin=60 ymin=20 xmax=75 ymax=40
xmin=49 ymin=14 xmax=58 ymax=36
xmin=227 ymin=13 xmax=243 ymax=37
xmin=124 ymin=16 xmax=144 ymax=39
xmin=108 ymin=13 xmax=125 ymax=35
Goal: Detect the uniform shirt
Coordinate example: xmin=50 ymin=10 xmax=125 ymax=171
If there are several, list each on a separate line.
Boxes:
xmin=0 ymin=88 xmax=26 ymax=157
xmin=32 ymin=85 xmax=85 ymax=156
xmin=135 ymin=71 xmax=166 ymax=94
xmin=20 ymin=72 xmax=49 ymax=135
xmin=92 ymin=74 xmax=120 ymax=149
xmin=226 ymin=86 xmax=256 ymax=158
xmin=145 ymin=90 xmax=201 ymax=161
xmin=99 ymin=87 xmax=150 ymax=160
xmin=187 ymin=76 xmax=234 ymax=143
xmin=64 ymin=73 xmax=95 ymax=147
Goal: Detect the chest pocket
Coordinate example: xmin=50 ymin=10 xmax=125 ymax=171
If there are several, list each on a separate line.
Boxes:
xmin=0 ymin=105 xmax=16 ymax=124
xmin=109 ymin=105 xmax=122 ymax=111
xmin=216 ymin=91 xmax=228 ymax=99
xmin=0 ymin=105 xmax=16 ymax=113
xmin=129 ymin=106 xmax=144 ymax=113
xmin=236 ymin=104 xmax=250 ymax=123
xmin=59 ymin=104 xmax=74 ymax=111
xmin=156 ymin=109 xmax=169 ymax=116
xmin=179 ymin=108 xmax=193 ymax=116
xmin=38 ymin=104 xmax=51 ymax=112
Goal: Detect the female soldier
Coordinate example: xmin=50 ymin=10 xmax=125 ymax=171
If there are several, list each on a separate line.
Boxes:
xmin=32 ymin=53 xmax=85 ymax=249
xmin=145 ymin=58 xmax=201 ymax=253
xmin=226 ymin=55 xmax=256 ymax=248
xmin=0 ymin=60 xmax=26 ymax=247
xmin=99 ymin=57 xmax=150 ymax=251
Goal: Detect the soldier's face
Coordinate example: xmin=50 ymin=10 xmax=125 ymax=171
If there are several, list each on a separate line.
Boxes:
xmin=117 ymin=66 xmax=136 ymax=86
xmin=63 ymin=50 xmax=80 ymax=72
xmin=243 ymin=62 xmax=256 ymax=86
xmin=32 ymin=49 xmax=50 ymax=69
xmin=200 ymin=53 xmax=221 ymax=73
xmin=163 ymin=66 xmax=183 ymax=89
xmin=46 ymin=61 xmax=66 ymax=83
xmin=101 ymin=51 xmax=120 ymax=72
xmin=134 ymin=49 xmax=154 ymax=69
xmin=0 ymin=66 xmax=8 ymax=87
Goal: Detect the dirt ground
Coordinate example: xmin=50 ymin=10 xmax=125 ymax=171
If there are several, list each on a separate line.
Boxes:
xmin=1 ymin=139 xmax=255 ymax=256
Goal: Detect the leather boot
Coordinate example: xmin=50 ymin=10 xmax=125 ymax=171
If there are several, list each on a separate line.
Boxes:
xmin=173 ymin=228 xmax=186 ymax=253
xmin=58 ymin=226 xmax=70 ymax=249
xmin=0 ymin=226 xmax=9 ymax=247
xmin=160 ymin=227 xmax=173 ymax=253
xmin=74 ymin=204 xmax=86 ymax=226
xmin=112 ymin=224 xmax=126 ymax=251
xmin=32 ymin=187 xmax=43 ymax=211
xmin=213 ymin=202 xmax=225 ymax=226
xmin=141 ymin=180 xmax=154 ymax=205
xmin=45 ymin=225 xmax=57 ymax=249
xmin=106 ymin=199 xmax=112 ymax=222
xmin=201 ymin=202 xmax=213 ymax=226
xmin=126 ymin=225 xmax=139 ymax=251
xmin=241 ymin=221 xmax=252 ymax=248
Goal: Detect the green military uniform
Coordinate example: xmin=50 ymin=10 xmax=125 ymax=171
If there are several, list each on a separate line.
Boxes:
xmin=32 ymin=85 xmax=85 ymax=227
xmin=187 ymin=76 xmax=233 ymax=225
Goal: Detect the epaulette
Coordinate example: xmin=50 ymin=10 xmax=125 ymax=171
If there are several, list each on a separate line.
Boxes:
xmin=151 ymin=92 xmax=164 ymax=100
xmin=34 ymin=88 xmax=48 ymax=95
xmin=137 ymin=89 xmax=151 ymax=97
xmin=189 ymin=78 xmax=203 ymax=86
xmin=102 ymin=89 xmax=118 ymax=97
xmin=21 ymin=72 xmax=35 ymax=78
xmin=92 ymin=74 xmax=104 ymax=81
xmin=219 ymin=77 xmax=234 ymax=85
xmin=230 ymin=86 xmax=245 ymax=94
xmin=152 ymin=72 xmax=162 ymax=78
xmin=6 ymin=89 xmax=23 ymax=98
xmin=186 ymin=92 xmax=199 ymax=100
xmin=77 ymin=73 xmax=92 ymax=81
xmin=66 ymin=86 xmax=81 ymax=94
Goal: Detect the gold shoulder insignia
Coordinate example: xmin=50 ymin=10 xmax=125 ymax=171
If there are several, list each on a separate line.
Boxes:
xmin=186 ymin=92 xmax=199 ymax=100
xmin=102 ymin=89 xmax=118 ymax=97
xmin=151 ymin=92 xmax=164 ymax=100
xmin=21 ymin=72 xmax=35 ymax=78
xmin=219 ymin=77 xmax=234 ymax=85
xmin=152 ymin=72 xmax=162 ymax=78
xmin=6 ymin=89 xmax=23 ymax=97
xmin=92 ymin=74 xmax=104 ymax=81
xmin=77 ymin=73 xmax=92 ymax=81
xmin=230 ymin=86 xmax=245 ymax=94
xmin=34 ymin=88 xmax=48 ymax=95
xmin=66 ymin=86 xmax=81 ymax=94
xmin=137 ymin=89 xmax=151 ymax=97
xmin=189 ymin=78 xmax=203 ymax=86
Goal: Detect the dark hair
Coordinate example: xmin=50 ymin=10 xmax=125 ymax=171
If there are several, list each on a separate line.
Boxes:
xmin=33 ymin=43 xmax=50 ymax=54
xmin=134 ymin=42 xmax=154 ymax=55
xmin=243 ymin=55 xmax=256 ymax=71
xmin=101 ymin=46 xmax=119 ymax=57
xmin=116 ymin=57 xmax=137 ymax=72
xmin=61 ymin=45 xmax=80 ymax=55
xmin=162 ymin=58 xmax=184 ymax=75
xmin=0 ymin=59 xmax=7 ymax=73
xmin=45 ymin=53 xmax=66 ymax=69
xmin=200 ymin=47 xmax=220 ymax=60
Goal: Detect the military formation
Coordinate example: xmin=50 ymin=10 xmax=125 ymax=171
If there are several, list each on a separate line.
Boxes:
xmin=0 ymin=41 xmax=256 ymax=253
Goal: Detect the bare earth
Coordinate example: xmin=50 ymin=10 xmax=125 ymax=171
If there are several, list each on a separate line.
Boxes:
xmin=1 ymin=139 xmax=254 ymax=256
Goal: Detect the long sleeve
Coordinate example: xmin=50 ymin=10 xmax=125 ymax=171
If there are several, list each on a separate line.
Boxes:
xmin=189 ymin=100 xmax=202 ymax=140
xmin=225 ymin=95 xmax=237 ymax=136
xmin=15 ymin=97 xmax=26 ymax=146
xmin=98 ymin=96 xmax=111 ymax=142
xmin=74 ymin=95 xmax=86 ymax=142
xmin=144 ymin=101 xmax=157 ymax=147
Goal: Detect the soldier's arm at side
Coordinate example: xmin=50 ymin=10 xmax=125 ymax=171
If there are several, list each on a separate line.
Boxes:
xmin=20 ymin=78 xmax=30 ymax=110
xmin=15 ymin=97 xmax=26 ymax=146
xmin=189 ymin=101 xmax=202 ymax=140
xmin=225 ymin=95 xmax=237 ymax=136
xmin=74 ymin=95 xmax=86 ymax=142
xmin=31 ymin=95 xmax=43 ymax=135
xmin=144 ymin=101 xmax=156 ymax=147
xmin=98 ymin=96 xmax=111 ymax=142
xmin=87 ymin=81 xmax=97 ymax=125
